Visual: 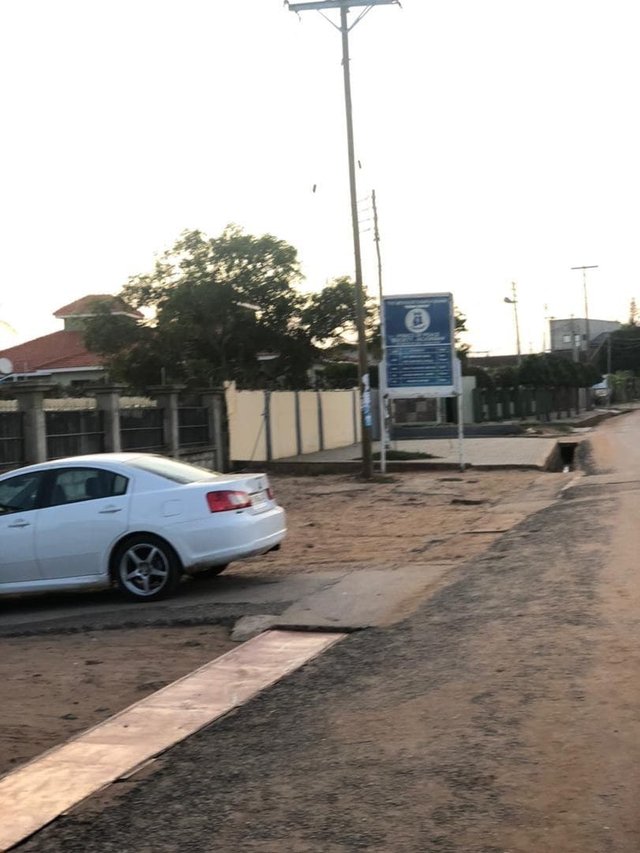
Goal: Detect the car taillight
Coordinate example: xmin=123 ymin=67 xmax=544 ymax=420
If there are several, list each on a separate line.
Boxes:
xmin=267 ymin=485 xmax=274 ymax=500
xmin=206 ymin=490 xmax=251 ymax=513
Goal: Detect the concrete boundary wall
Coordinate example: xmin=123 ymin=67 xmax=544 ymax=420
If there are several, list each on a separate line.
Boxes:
xmin=225 ymin=384 xmax=267 ymax=463
xmin=319 ymin=390 xmax=360 ymax=449
xmin=297 ymin=392 xmax=321 ymax=455
xmin=269 ymin=392 xmax=298 ymax=460
xmin=225 ymin=382 xmax=360 ymax=463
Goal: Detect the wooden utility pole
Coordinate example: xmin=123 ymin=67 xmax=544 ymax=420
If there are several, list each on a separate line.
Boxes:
xmin=287 ymin=0 xmax=398 ymax=478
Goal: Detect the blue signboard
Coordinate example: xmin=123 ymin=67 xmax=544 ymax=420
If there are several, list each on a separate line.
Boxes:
xmin=382 ymin=293 xmax=456 ymax=398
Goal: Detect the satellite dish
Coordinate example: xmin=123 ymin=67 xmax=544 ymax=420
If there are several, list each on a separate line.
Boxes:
xmin=0 ymin=357 xmax=14 ymax=375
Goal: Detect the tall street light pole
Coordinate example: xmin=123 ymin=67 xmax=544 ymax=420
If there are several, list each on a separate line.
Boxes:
xmin=571 ymin=264 xmax=598 ymax=357
xmin=287 ymin=0 xmax=398 ymax=479
xmin=504 ymin=282 xmax=522 ymax=365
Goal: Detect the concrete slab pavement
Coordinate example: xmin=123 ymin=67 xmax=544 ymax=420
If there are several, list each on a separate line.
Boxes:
xmin=267 ymin=436 xmax=559 ymax=472
xmin=277 ymin=563 xmax=456 ymax=630
xmin=0 ymin=566 xmax=457 ymax=636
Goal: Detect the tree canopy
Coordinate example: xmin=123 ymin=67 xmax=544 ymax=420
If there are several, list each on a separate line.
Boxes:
xmin=85 ymin=228 xmax=390 ymax=390
xmin=85 ymin=227 xmax=314 ymax=389
xmin=85 ymin=225 xmax=472 ymax=391
xmin=595 ymin=325 xmax=640 ymax=374
xmin=470 ymin=353 xmax=601 ymax=390
xmin=301 ymin=276 xmax=377 ymax=346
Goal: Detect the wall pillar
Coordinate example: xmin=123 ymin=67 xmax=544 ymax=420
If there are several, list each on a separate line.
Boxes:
xmin=93 ymin=386 xmax=125 ymax=453
xmin=264 ymin=390 xmax=273 ymax=462
xmin=294 ymin=391 xmax=302 ymax=456
xmin=12 ymin=383 xmax=55 ymax=464
xmin=149 ymin=386 xmax=184 ymax=458
xmin=200 ymin=390 xmax=227 ymax=471
xmin=352 ymin=388 xmax=359 ymax=443
xmin=316 ymin=391 xmax=325 ymax=451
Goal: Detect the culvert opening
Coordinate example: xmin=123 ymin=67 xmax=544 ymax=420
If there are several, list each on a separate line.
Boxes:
xmin=556 ymin=441 xmax=578 ymax=472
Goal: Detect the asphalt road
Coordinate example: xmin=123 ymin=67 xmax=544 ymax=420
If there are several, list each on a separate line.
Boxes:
xmin=15 ymin=413 xmax=640 ymax=852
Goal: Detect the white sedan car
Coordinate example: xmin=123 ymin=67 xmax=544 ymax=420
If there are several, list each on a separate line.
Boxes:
xmin=0 ymin=453 xmax=286 ymax=602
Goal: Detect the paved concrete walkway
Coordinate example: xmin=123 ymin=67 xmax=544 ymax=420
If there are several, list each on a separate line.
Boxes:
xmin=275 ymin=436 xmax=559 ymax=470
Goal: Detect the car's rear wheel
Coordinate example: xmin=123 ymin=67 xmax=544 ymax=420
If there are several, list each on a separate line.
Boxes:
xmin=113 ymin=534 xmax=181 ymax=602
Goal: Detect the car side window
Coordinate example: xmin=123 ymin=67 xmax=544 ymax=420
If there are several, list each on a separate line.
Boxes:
xmin=0 ymin=472 xmax=43 ymax=514
xmin=48 ymin=468 xmax=129 ymax=506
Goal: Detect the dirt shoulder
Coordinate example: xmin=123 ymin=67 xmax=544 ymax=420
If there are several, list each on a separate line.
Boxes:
xmin=1 ymin=468 xmax=561 ymax=784
xmin=247 ymin=469 xmax=557 ymax=574
xmin=0 ymin=625 xmax=234 ymax=776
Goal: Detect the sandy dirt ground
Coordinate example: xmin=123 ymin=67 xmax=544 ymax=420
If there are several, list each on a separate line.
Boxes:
xmin=0 ymin=469 xmax=548 ymax=780
xmin=0 ymin=625 xmax=234 ymax=775
xmin=244 ymin=469 xmax=549 ymax=573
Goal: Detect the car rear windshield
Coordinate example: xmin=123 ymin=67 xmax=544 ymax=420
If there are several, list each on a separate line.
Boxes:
xmin=128 ymin=456 xmax=221 ymax=484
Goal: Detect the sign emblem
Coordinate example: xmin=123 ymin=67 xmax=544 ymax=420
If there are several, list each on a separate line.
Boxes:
xmin=405 ymin=307 xmax=430 ymax=334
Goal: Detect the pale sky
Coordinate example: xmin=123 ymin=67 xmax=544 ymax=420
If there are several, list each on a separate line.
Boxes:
xmin=1 ymin=0 xmax=639 ymax=356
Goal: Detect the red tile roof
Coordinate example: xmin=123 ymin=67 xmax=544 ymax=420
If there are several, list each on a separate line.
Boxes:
xmin=0 ymin=331 xmax=104 ymax=374
xmin=54 ymin=294 xmax=143 ymax=320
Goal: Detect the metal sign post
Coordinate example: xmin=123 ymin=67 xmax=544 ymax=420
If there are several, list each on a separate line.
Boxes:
xmin=377 ymin=356 xmax=390 ymax=475
xmin=456 ymin=357 xmax=465 ymax=471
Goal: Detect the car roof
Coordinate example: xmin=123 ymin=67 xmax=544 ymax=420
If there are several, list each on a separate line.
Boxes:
xmin=1 ymin=453 xmax=150 ymax=476
xmin=45 ymin=453 xmax=146 ymax=465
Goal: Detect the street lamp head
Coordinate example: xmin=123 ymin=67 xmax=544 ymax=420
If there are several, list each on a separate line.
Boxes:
xmin=504 ymin=297 xmax=515 ymax=305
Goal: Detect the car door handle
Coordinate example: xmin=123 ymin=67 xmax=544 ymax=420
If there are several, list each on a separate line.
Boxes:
xmin=99 ymin=506 xmax=122 ymax=514
xmin=8 ymin=520 xmax=30 ymax=528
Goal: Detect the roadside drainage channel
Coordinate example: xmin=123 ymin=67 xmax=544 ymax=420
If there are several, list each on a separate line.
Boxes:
xmin=547 ymin=440 xmax=579 ymax=472
xmin=0 ymin=629 xmax=345 ymax=853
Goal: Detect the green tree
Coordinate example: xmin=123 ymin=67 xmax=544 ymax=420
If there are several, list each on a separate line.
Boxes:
xmin=493 ymin=364 xmax=521 ymax=387
xmin=516 ymin=354 xmax=554 ymax=387
xmin=454 ymin=308 xmax=470 ymax=360
xmin=597 ymin=325 xmax=640 ymax=375
xmin=574 ymin=360 xmax=601 ymax=387
xmin=463 ymin=365 xmax=494 ymax=389
xmin=301 ymin=277 xmax=377 ymax=346
xmin=517 ymin=354 xmax=573 ymax=387
xmin=487 ymin=354 xmax=600 ymax=390
xmin=85 ymin=227 xmax=315 ymax=390
xmin=84 ymin=301 xmax=163 ymax=388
